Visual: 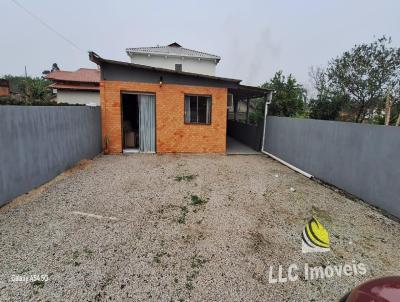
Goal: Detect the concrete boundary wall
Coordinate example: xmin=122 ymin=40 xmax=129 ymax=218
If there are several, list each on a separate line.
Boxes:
xmin=0 ymin=106 xmax=102 ymax=206
xmin=264 ymin=116 xmax=400 ymax=218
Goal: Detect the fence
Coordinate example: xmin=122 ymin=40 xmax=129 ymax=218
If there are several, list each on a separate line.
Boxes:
xmin=0 ymin=106 xmax=102 ymax=206
xmin=263 ymin=116 xmax=400 ymax=219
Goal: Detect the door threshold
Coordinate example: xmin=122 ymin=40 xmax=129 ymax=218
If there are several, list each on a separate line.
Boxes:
xmin=123 ymin=148 xmax=139 ymax=154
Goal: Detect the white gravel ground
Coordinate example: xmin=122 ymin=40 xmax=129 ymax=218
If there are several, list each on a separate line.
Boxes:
xmin=0 ymin=154 xmax=399 ymax=301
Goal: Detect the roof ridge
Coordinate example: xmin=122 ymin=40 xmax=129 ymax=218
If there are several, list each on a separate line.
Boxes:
xmin=126 ymin=44 xmax=220 ymax=60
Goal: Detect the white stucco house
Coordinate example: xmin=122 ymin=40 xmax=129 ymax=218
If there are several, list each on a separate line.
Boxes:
xmin=45 ymin=68 xmax=100 ymax=106
xmin=126 ymin=42 xmax=221 ymax=76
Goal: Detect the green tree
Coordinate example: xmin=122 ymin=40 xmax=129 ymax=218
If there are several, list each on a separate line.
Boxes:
xmin=21 ymin=77 xmax=51 ymax=102
xmin=261 ymin=71 xmax=306 ymax=117
xmin=3 ymin=75 xmax=52 ymax=103
xmin=308 ymin=67 xmax=344 ymax=120
xmin=326 ymin=36 xmax=400 ymax=123
xmin=308 ymin=96 xmax=344 ymax=120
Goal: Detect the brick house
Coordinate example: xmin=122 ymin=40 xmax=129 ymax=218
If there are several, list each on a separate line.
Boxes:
xmin=89 ymin=51 xmax=271 ymax=154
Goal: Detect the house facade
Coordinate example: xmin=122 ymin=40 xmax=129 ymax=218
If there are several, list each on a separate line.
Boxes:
xmin=45 ymin=68 xmax=100 ymax=105
xmin=126 ymin=42 xmax=220 ymax=76
xmin=89 ymin=51 xmax=270 ymax=154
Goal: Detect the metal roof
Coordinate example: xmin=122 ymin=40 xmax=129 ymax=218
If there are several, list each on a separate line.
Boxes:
xmin=126 ymin=42 xmax=221 ymax=62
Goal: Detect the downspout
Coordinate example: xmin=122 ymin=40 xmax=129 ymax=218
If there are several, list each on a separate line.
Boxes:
xmin=260 ymin=91 xmax=272 ymax=154
xmin=260 ymin=91 xmax=312 ymax=179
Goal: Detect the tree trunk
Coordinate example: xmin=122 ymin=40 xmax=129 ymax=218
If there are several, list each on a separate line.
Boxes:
xmin=396 ymin=113 xmax=400 ymax=127
xmin=355 ymin=103 xmax=365 ymax=123
xmin=384 ymin=93 xmax=392 ymax=125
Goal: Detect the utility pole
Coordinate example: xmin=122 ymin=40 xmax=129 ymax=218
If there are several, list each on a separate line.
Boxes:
xmin=24 ymin=66 xmax=28 ymax=78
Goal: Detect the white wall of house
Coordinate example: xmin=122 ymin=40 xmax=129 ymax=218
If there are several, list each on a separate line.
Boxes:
xmin=130 ymin=54 xmax=217 ymax=76
xmin=56 ymin=90 xmax=100 ymax=105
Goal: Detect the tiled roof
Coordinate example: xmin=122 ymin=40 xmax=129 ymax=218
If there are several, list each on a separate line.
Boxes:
xmin=49 ymin=83 xmax=99 ymax=91
xmin=126 ymin=43 xmax=221 ymax=61
xmin=45 ymin=68 xmax=100 ymax=83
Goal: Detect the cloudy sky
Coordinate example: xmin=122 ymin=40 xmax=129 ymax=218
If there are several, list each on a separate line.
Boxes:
xmin=1 ymin=0 xmax=399 ymax=91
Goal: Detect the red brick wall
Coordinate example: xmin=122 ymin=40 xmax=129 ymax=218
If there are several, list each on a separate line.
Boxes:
xmin=100 ymin=80 xmax=227 ymax=154
xmin=0 ymin=86 xmax=10 ymax=97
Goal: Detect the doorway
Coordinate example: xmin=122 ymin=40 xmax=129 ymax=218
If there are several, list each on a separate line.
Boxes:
xmin=121 ymin=93 xmax=156 ymax=153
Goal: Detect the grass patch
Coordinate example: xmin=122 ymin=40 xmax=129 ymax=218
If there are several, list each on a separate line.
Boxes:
xmin=72 ymin=250 xmax=79 ymax=259
xmin=185 ymin=255 xmax=207 ymax=292
xmin=153 ymin=251 xmax=169 ymax=264
xmin=185 ymin=280 xmax=194 ymax=290
xmin=174 ymin=175 xmax=197 ymax=182
xmin=32 ymin=280 xmax=45 ymax=288
xmin=191 ymin=255 xmax=207 ymax=269
xmin=83 ymin=247 xmax=93 ymax=255
xmin=190 ymin=194 xmax=208 ymax=206
xmin=177 ymin=206 xmax=189 ymax=224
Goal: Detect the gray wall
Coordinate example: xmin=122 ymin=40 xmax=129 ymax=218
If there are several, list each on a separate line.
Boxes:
xmin=0 ymin=106 xmax=102 ymax=206
xmin=101 ymin=62 xmax=239 ymax=89
xmin=264 ymin=116 xmax=400 ymax=218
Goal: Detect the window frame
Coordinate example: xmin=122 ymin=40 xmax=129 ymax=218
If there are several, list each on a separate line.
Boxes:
xmin=184 ymin=94 xmax=212 ymax=125
xmin=175 ymin=64 xmax=182 ymax=72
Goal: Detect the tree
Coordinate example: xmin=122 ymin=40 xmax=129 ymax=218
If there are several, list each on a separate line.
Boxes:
xmin=308 ymin=67 xmax=344 ymax=120
xmin=261 ymin=71 xmax=306 ymax=117
xmin=21 ymin=77 xmax=51 ymax=102
xmin=2 ymin=75 xmax=52 ymax=103
xmin=326 ymin=36 xmax=400 ymax=123
xmin=51 ymin=63 xmax=60 ymax=72
xmin=384 ymin=81 xmax=400 ymax=126
xmin=42 ymin=63 xmax=60 ymax=75
xmin=308 ymin=96 xmax=344 ymax=120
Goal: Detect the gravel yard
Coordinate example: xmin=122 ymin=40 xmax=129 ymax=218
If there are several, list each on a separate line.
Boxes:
xmin=1 ymin=154 xmax=399 ymax=301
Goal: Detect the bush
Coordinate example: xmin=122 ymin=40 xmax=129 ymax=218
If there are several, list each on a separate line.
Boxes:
xmin=0 ymin=96 xmax=84 ymax=106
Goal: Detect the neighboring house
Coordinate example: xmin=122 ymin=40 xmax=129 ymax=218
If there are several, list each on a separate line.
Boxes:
xmin=126 ymin=42 xmax=220 ymax=76
xmin=45 ymin=68 xmax=100 ymax=105
xmin=89 ymin=51 xmax=272 ymax=154
xmin=0 ymin=79 xmax=10 ymax=97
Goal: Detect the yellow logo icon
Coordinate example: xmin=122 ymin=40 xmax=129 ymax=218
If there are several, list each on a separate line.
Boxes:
xmin=302 ymin=217 xmax=330 ymax=253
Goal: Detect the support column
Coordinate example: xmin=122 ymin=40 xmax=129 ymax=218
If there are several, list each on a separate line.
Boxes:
xmin=233 ymin=94 xmax=238 ymax=121
xmin=246 ymin=98 xmax=250 ymax=124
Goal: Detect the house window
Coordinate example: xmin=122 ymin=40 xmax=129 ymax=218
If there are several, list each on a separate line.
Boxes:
xmin=175 ymin=64 xmax=182 ymax=72
xmin=184 ymin=95 xmax=212 ymax=124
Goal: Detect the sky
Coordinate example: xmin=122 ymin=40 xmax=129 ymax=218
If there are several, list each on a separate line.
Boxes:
xmin=1 ymin=0 xmax=400 ymax=92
